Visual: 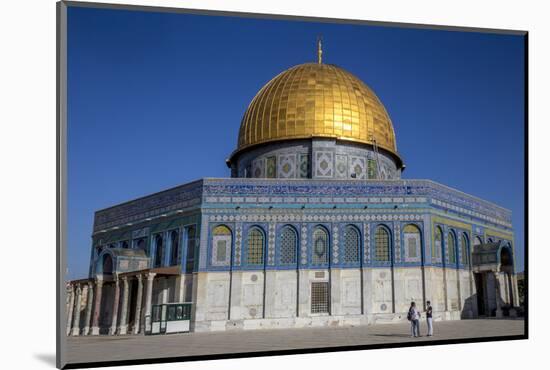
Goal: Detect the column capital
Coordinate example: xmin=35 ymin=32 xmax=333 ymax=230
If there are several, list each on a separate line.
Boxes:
xmin=147 ymin=272 xmax=157 ymax=281
xmin=87 ymin=281 xmax=94 ymax=289
xmin=136 ymin=274 xmax=143 ymax=281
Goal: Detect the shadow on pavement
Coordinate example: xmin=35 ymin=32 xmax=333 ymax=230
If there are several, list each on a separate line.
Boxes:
xmin=34 ymin=353 xmax=56 ymax=367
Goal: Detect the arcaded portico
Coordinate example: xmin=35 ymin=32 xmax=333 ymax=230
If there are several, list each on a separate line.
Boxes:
xmin=66 ymin=46 xmax=519 ymax=336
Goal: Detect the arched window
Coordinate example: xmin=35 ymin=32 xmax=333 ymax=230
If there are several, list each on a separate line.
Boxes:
xmin=460 ymin=233 xmax=469 ymax=265
xmin=247 ymin=227 xmax=264 ymax=265
xmin=343 ymin=226 xmax=360 ymax=263
xmin=154 ymin=234 xmax=164 ymax=268
xmin=434 ymin=226 xmax=443 ymax=260
xmin=312 ymin=227 xmax=329 ymax=264
xmin=448 ymin=231 xmax=457 ymax=264
xmin=500 ymin=245 xmax=513 ymax=268
xmin=185 ymin=226 xmax=197 ymax=272
xmin=374 ymin=226 xmax=390 ymax=262
xmin=474 ymin=236 xmax=483 ymax=246
xmin=170 ymin=230 xmax=180 ymax=266
xmin=280 ymin=226 xmax=297 ymax=265
xmin=403 ymin=224 xmax=421 ymax=260
xmin=135 ymin=238 xmax=146 ymax=250
xmin=102 ymin=254 xmax=113 ymax=275
xmin=211 ymin=225 xmax=231 ymax=266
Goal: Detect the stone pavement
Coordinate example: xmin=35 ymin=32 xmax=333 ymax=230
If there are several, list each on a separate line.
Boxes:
xmin=66 ymin=319 xmax=525 ymax=366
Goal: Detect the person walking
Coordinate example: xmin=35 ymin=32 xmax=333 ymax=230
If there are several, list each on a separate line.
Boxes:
xmin=407 ymin=301 xmax=421 ymax=337
xmin=426 ymin=300 xmax=433 ymax=336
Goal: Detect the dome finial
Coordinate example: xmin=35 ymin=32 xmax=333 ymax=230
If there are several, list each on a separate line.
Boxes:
xmin=317 ymin=36 xmax=323 ymax=64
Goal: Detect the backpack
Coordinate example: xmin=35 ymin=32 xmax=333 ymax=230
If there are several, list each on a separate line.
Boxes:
xmin=407 ymin=308 xmax=412 ymax=321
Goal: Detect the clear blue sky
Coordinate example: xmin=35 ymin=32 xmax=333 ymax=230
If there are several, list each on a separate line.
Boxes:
xmin=67 ymin=6 xmax=525 ymax=280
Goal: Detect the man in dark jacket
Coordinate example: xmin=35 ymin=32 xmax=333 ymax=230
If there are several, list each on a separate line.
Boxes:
xmin=426 ymin=300 xmax=433 ymax=336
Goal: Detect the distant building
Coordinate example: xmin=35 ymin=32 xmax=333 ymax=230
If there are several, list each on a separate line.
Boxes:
xmin=67 ymin=48 xmax=519 ymax=336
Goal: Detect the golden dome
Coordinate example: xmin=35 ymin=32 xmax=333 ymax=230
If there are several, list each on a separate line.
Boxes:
xmin=234 ymin=62 xmax=401 ymax=164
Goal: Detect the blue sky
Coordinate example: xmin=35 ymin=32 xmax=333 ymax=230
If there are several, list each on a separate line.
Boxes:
xmin=67 ymin=6 xmax=525 ymax=280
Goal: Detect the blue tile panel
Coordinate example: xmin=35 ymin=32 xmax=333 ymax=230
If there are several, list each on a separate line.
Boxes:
xmin=90 ymin=178 xmax=514 ymax=276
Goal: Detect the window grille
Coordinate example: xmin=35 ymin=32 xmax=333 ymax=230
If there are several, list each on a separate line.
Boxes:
xmin=403 ymin=224 xmax=420 ymax=259
xmin=280 ymin=226 xmax=297 ymax=264
xmin=343 ymin=226 xmax=360 ymax=263
xmin=367 ymin=158 xmax=377 ymax=179
xmin=311 ymin=282 xmax=329 ymax=313
xmin=408 ymin=237 xmax=417 ymax=258
xmin=448 ymin=232 xmax=457 ymax=264
xmin=247 ymin=228 xmax=264 ymax=265
xmin=374 ymin=227 xmax=390 ymax=262
xmin=216 ymin=240 xmax=227 ymax=262
xmin=461 ymin=234 xmax=469 ymax=265
xmin=154 ymin=234 xmax=163 ymax=268
xmin=185 ymin=225 xmax=197 ymax=272
xmin=434 ymin=227 xmax=443 ymax=259
xmin=266 ymin=156 xmax=277 ymax=178
xmin=170 ymin=230 xmax=180 ymax=266
xmin=312 ymin=227 xmax=328 ymax=264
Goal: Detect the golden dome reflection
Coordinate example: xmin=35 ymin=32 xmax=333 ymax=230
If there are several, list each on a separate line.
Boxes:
xmin=234 ymin=62 xmax=401 ymax=164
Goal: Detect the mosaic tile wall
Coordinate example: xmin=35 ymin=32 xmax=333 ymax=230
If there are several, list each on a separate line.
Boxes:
xmin=231 ymin=139 xmax=400 ymax=180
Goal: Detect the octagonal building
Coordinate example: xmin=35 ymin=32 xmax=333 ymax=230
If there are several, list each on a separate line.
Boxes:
xmin=66 ymin=52 xmax=519 ymax=336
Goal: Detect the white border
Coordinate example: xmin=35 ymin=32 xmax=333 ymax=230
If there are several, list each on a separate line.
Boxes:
xmin=2 ymin=0 xmax=546 ymax=369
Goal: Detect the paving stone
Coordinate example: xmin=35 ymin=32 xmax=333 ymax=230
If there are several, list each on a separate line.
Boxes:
xmin=66 ymin=318 xmax=524 ymax=365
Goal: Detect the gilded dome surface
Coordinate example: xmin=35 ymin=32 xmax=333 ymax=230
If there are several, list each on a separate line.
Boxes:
xmin=236 ymin=63 xmax=399 ymax=159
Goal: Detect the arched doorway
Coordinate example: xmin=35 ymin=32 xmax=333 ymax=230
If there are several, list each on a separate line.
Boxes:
xmin=500 ymin=246 xmax=514 ymax=307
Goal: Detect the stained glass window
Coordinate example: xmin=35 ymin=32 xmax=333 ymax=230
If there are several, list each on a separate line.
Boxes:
xmin=280 ymin=226 xmax=297 ymax=264
xmin=374 ymin=226 xmax=390 ymax=262
xmin=448 ymin=231 xmax=457 ymax=264
xmin=266 ymin=156 xmax=276 ymax=178
xmin=169 ymin=230 xmax=180 ymax=266
xmin=216 ymin=240 xmax=227 ymax=262
xmin=404 ymin=224 xmax=420 ymax=259
xmin=311 ymin=282 xmax=329 ymax=313
xmin=211 ymin=225 xmax=230 ymax=267
xmin=343 ymin=226 xmax=360 ymax=263
xmin=247 ymin=228 xmax=264 ymax=265
xmin=185 ymin=225 xmax=197 ymax=272
xmin=299 ymin=154 xmax=309 ymax=178
xmin=461 ymin=234 xmax=469 ymax=265
xmin=368 ymin=159 xmax=378 ymax=179
xmin=154 ymin=234 xmax=164 ymax=268
xmin=312 ymin=227 xmax=329 ymax=264
xmin=434 ymin=227 xmax=443 ymax=260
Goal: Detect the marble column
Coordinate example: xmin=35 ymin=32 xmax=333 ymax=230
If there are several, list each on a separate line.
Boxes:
xmin=118 ymin=277 xmax=130 ymax=335
xmin=91 ymin=278 xmax=103 ymax=335
xmin=83 ymin=282 xmax=94 ymax=335
xmin=508 ymin=273 xmax=517 ymax=317
xmin=109 ymin=278 xmax=121 ymax=335
xmin=505 ymin=272 xmax=515 ymax=306
xmin=494 ymin=271 xmax=503 ymax=318
xmin=133 ymin=274 xmax=144 ymax=334
xmin=66 ymin=284 xmax=75 ymax=336
xmin=144 ymin=272 xmax=156 ymax=334
xmin=71 ymin=284 xmax=82 ymax=336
